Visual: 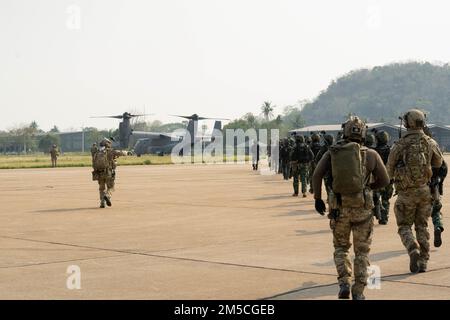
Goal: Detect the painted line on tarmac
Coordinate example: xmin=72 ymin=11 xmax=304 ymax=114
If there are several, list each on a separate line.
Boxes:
xmin=262 ymin=282 xmax=337 ymax=300
xmin=0 ymin=253 xmax=129 ymax=269
xmin=3 ymin=235 xmax=450 ymax=297
xmin=0 ymin=235 xmax=336 ymax=278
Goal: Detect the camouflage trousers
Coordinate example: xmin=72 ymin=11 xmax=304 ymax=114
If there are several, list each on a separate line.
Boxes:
xmin=291 ymin=162 xmax=309 ymax=195
xmin=281 ymin=159 xmax=290 ymax=180
xmin=51 ymin=157 xmax=57 ymax=168
xmin=330 ymin=207 xmax=373 ymax=295
xmin=394 ymin=186 xmax=432 ymax=265
xmin=373 ymin=184 xmax=394 ymax=222
xmin=98 ymin=174 xmax=115 ymax=202
xmin=432 ymin=196 xmax=444 ymax=231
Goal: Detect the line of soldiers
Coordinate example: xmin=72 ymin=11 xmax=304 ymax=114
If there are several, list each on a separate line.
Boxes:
xmin=278 ymin=132 xmax=334 ymax=198
xmin=277 ymin=109 xmax=446 ymax=300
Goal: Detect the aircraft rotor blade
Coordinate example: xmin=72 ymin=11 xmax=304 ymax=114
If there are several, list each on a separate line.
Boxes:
xmin=90 ymin=115 xmax=124 ymax=119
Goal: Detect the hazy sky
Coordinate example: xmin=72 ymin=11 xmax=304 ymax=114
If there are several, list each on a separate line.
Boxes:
xmin=1 ymin=0 xmax=450 ymax=131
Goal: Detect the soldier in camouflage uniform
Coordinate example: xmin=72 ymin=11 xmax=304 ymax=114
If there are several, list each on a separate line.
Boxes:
xmin=423 ymin=126 xmax=447 ymax=247
xmin=313 ymin=116 xmax=389 ymax=300
xmin=430 ymin=161 xmax=447 ymax=247
xmin=308 ymin=133 xmax=322 ymax=194
xmin=290 ymin=135 xmax=314 ymax=197
xmin=386 ymin=109 xmax=443 ymax=273
xmin=280 ymin=138 xmax=290 ymax=180
xmin=49 ymin=144 xmax=60 ymax=168
xmin=92 ymin=138 xmax=130 ymax=208
xmin=373 ymin=131 xmax=393 ymax=225
xmin=315 ymin=134 xmax=335 ymax=197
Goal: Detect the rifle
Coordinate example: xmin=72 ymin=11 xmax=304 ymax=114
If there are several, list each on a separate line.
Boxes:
xmin=398 ymin=116 xmax=403 ymax=139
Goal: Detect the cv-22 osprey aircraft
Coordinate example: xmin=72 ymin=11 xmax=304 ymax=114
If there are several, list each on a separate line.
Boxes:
xmin=91 ymin=112 xmax=229 ymax=156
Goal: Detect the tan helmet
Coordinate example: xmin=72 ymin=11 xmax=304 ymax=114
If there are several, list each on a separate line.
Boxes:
xmin=100 ymin=138 xmax=112 ymax=147
xmin=342 ymin=116 xmax=367 ymax=142
xmin=403 ymin=109 xmax=426 ymax=129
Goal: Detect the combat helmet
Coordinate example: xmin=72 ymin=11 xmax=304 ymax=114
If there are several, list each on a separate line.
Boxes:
xmin=342 ymin=116 xmax=367 ymax=142
xmin=100 ymin=138 xmax=112 ymax=148
xmin=375 ymin=130 xmax=390 ymax=145
xmin=323 ymin=134 xmax=334 ymax=146
xmin=403 ymin=109 xmax=426 ymax=129
xmin=311 ymin=133 xmax=320 ymax=143
xmin=295 ymin=135 xmax=305 ymax=143
xmin=365 ymin=133 xmax=375 ymax=147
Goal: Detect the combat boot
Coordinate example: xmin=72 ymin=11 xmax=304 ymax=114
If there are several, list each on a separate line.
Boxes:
xmin=352 ymin=293 xmax=366 ymax=300
xmin=104 ymin=195 xmax=112 ymax=207
xmin=100 ymin=201 xmax=105 ymax=208
xmin=418 ymin=260 xmax=427 ymax=273
xmin=434 ymin=227 xmax=443 ymax=248
xmin=409 ymin=250 xmax=420 ymax=273
xmin=338 ymin=283 xmax=350 ymax=299
xmin=292 ymin=193 xmax=298 ymax=197
xmin=302 ymin=193 xmax=307 ymax=198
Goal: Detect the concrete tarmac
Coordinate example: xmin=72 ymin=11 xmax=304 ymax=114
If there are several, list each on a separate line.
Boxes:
xmin=0 ymin=160 xmax=449 ymax=299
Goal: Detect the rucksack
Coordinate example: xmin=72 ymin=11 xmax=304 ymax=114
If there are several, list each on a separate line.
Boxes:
xmin=330 ymin=142 xmax=367 ymax=195
xmin=93 ymin=149 xmax=110 ymax=171
xmin=295 ymin=143 xmax=312 ymax=163
xmin=310 ymin=142 xmax=321 ymax=157
xmin=394 ymin=134 xmax=431 ymax=189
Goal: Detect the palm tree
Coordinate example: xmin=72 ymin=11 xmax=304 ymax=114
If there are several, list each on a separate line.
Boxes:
xmin=261 ymin=101 xmax=274 ymax=121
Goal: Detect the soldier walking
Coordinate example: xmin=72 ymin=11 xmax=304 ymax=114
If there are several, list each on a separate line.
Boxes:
xmin=290 ymin=135 xmax=314 ymax=197
xmin=430 ymin=160 xmax=447 ymax=247
xmin=308 ymin=133 xmax=322 ymax=194
xmin=372 ymin=131 xmax=393 ymax=225
xmin=49 ymin=144 xmax=60 ymax=168
xmin=92 ymin=138 xmax=130 ymax=208
xmin=386 ymin=109 xmax=443 ymax=273
xmin=423 ymin=126 xmax=447 ymax=247
xmin=313 ymin=116 xmax=389 ymax=300
xmin=280 ymin=138 xmax=290 ymax=180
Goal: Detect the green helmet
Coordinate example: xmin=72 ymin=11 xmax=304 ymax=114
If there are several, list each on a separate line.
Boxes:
xmin=375 ymin=130 xmax=390 ymax=145
xmin=403 ymin=109 xmax=426 ymax=129
xmin=296 ymin=135 xmax=305 ymax=143
xmin=342 ymin=116 xmax=367 ymax=142
xmin=323 ymin=134 xmax=334 ymax=146
xmin=311 ymin=133 xmax=320 ymax=143
xmin=365 ymin=134 xmax=375 ymax=147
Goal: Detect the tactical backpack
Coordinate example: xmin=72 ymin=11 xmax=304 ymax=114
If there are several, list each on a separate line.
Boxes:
xmin=394 ymin=134 xmax=432 ymax=190
xmin=295 ymin=143 xmax=312 ymax=163
xmin=310 ymin=142 xmax=321 ymax=157
xmin=93 ymin=149 xmax=109 ymax=171
xmin=330 ymin=142 xmax=371 ymax=208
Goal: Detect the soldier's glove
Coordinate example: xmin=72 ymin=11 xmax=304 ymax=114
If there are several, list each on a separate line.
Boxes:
xmin=314 ymin=199 xmax=326 ymax=216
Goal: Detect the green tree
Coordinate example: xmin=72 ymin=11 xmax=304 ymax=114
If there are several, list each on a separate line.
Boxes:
xmin=38 ymin=134 xmax=61 ymax=152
